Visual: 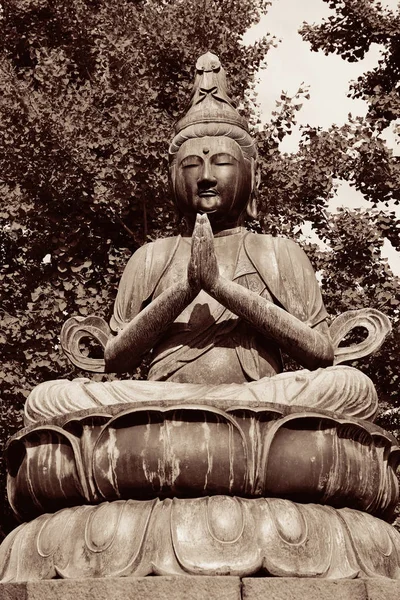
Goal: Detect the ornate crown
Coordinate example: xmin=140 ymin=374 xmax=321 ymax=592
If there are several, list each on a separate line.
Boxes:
xmin=169 ymin=52 xmax=256 ymax=161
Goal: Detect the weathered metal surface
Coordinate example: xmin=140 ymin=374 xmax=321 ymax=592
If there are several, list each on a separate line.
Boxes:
xmin=25 ymin=364 xmax=379 ymax=425
xmin=7 ymin=404 xmax=400 ymax=521
xmin=1 ymin=498 xmax=400 ymax=581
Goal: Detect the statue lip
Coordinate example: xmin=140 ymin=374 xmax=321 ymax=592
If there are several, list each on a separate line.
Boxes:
xmin=198 ymin=190 xmax=218 ymax=197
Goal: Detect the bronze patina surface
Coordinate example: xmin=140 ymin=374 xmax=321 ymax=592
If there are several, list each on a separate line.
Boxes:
xmin=1 ymin=52 xmax=399 ymax=581
xmin=7 ymin=403 xmax=399 ymax=522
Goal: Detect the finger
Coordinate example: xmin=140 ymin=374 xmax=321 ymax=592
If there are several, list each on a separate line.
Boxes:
xmin=201 ymin=220 xmax=214 ymax=254
xmin=196 ymin=213 xmax=211 ymax=239
xmin=201 ymin=213 xmax=212 ymax=229
xmin=191 ymin=230 xmax=201 ymax=259
xmin=199 ymin=213 xmax=208 ymax=224
xmin=193 ymin=214 xmax=202 ymax=238
xmin=197 ymin=217 xmax=206 ymax=245
xmin=201 ymin=215 xmax=211 ymax=240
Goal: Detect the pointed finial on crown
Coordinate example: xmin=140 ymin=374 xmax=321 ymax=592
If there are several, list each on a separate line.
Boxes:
xmin=174 ymin=51 xmax=249 ymax=135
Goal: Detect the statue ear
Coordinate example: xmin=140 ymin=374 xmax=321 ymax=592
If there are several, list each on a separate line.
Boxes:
xmin=246 ymin=158 xmax=259 ymax=219
xmin=246 ymin=195 xmax=258 ymax=219
xmin=169 ymin=164 xmax=176 ymax=197
xmin=169 ymin=164 xmax=184 ymax=225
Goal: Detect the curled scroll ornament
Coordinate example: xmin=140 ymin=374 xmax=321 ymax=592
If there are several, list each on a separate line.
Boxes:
xmin=330 ymin=308 xmax=392 ymax=366
xmin=60 ymin=316 xmax=110 ymax=373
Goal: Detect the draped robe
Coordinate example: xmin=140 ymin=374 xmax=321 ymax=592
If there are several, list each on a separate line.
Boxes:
xmin=25 ymin=229 xmax=378 ymax=425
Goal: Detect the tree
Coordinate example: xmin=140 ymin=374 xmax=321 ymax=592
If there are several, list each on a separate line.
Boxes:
xmin=300 ymin=0 xmax=400 ymax=129
xmin=0 ymin=0 xmax=271 ymax=536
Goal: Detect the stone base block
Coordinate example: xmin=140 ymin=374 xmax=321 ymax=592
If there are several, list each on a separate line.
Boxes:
xmin=0 ymin=577 xmax=400 ymax=600
xmin=0 ymin=577 xmax=240 ymax=600
xmin=242 ymin=578 xmax=399 ymax=600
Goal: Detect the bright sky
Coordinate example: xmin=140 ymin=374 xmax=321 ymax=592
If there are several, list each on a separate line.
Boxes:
xmin=243 ymin=0 xmax=400 ymax=275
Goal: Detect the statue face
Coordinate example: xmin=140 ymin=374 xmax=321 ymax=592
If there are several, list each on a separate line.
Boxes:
xmin=173 ymin=136 xmax=253 ymax=230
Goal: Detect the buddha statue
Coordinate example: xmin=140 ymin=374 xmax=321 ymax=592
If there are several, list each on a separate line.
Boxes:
xmin=1 ymin=52 xmax=400 ymax=582
xmin=25 ymin=52 xmax=387 ymax=425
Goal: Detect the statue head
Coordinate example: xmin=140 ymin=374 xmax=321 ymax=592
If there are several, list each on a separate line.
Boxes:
xmin=169 ymin=52 xmax=258 ymax=231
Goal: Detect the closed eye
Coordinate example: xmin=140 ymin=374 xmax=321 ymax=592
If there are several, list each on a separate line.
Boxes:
xmin=181 ymin=156 xmax=202 ymax=169
xmin=213 ymin=153 xmax=236 ymax=166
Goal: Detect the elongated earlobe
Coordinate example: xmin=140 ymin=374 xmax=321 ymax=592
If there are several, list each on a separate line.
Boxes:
xmin=246 ymin=158 xmax=259 ymax=219
xmin=246 ymin=195 xmax=258 ymax=219
xmin=169 ymin=165 xmax=176 ymax=198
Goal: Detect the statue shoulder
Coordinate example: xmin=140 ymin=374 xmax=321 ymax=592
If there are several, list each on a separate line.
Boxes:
xmin=123 ymin=235 xmax=181 ymax=277
xmin=244 ymin=232 xmax=326 ymax=324
xmin=111 ymin=236 xmax=181 ymax=330
xmin=244 ymin=232 xmax=311 ymax=268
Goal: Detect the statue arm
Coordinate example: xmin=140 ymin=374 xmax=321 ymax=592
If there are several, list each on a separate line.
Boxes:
xmin=104 ymin=280 xmax=196 ymax=373
xmin=105 ymin=239 xmax=199 ymax=373
xmin=209 ymin=277 xmax=334 ymax=370
xmin=193 ymin=214 xmax=334 ymax=370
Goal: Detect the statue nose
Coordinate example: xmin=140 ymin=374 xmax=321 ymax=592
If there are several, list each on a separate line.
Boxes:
xmin=200 ymin=71 xmax=218 ymax=95
xmin=198 ymin=162 xmax=217 ymax=186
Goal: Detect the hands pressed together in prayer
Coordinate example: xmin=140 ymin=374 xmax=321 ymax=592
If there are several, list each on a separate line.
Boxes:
xmin=105 ymin=213 xmax=222 ymax=372
xmin=187 ymin=214 xmax=220 ymax=296
xmin=185 ymin=213 xmax=334 ymax=370
xmin=106 ymin=212 xmax=334 ymax=374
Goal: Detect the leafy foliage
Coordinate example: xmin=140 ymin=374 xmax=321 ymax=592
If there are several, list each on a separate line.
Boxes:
xmin=300 ymin=0 xmax=400 ymax=128
xmin=0 ymin=0 xmax=271 ymax=536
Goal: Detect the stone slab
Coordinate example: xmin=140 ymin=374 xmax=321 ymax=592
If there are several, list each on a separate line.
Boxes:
xmin=0 ymin=583 xmax=27 ymax=600
xmin=0 ymin=577 xmax=400 ymax=600
xmin=365 ymin=578 xmax=400 ymax=600
xmin=0 ymin=576 xmax=242 ymax=600
xmin=242 ymin=578 xmax=400 ymax=600
xmin=242 ymin=578 xmax=368 ymax=600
